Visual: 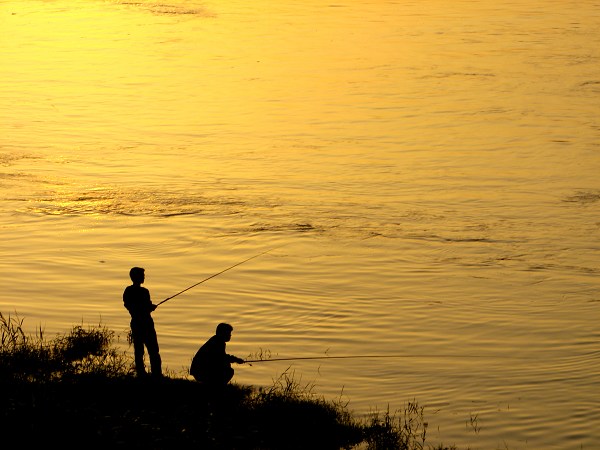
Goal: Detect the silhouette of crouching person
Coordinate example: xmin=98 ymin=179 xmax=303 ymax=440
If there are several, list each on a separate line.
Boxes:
xmin=190 ymin=323 xmax=244 ymax=385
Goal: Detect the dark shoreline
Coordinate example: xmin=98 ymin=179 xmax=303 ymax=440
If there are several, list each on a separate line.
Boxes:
xmin=2 ymin=375 xmax=363 ymax=449
xmin=1 ymin=315 xmax=456 ymax=450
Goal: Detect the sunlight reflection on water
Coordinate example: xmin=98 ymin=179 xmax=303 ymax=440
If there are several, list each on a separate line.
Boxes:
xmin=1 ymin=0 xmax=599 ymax=448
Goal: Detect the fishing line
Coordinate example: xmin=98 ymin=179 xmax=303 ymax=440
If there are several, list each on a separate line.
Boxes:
xmin=157 ymin=246 xmax=281 ymax=307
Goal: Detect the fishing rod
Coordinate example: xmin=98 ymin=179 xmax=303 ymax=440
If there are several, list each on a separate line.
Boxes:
xmin=244 ymin=354 xmax=495 ymax=364
xmin=157 ymin=247 xmax=279 ymax=307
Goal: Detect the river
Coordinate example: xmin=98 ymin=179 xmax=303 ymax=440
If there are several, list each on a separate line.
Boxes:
xmin=1 ymin=1 xmax=599 ymax=448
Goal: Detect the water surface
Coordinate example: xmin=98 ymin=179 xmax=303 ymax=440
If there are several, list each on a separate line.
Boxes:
xmin=1 ymin=1 xmax=599 ymax=448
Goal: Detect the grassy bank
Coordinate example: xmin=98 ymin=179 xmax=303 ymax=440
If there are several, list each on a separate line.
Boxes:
xmin=1 ymin=312 xmax=456 ymax=449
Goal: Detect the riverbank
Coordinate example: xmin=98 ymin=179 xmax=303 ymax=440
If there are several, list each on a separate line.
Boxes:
xmin=0 ymin=313 xmax=455 ymax=449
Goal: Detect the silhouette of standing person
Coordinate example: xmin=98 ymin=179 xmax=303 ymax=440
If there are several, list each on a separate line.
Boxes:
xmin=190 ymin=323 xmax=244 ymax=385
xmin=123 ymin=267 xmax=162 ymax=378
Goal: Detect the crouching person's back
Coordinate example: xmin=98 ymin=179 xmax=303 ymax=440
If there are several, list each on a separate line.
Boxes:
xmin=190 ymin=323 xmax=244 ymax=385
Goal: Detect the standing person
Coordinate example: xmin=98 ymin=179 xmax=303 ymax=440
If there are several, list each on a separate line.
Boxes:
xmin=123 ymin=267 xmax=162 ymax=378
xmin=190 ymin=323 xmax=244 ymax=385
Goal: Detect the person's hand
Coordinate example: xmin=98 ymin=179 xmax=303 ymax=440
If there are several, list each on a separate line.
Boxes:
xmin=151 ymin=304 xmax=157 ymax=311
xmin=235 ymin=357 xmax=245 ymax=364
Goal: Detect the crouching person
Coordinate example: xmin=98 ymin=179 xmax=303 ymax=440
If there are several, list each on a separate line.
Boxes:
xmin=190 ymin=323 xmax=245 ymax=385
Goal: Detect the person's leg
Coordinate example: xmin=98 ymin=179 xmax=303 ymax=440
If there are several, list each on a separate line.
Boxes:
xmin=223 ymin=366 xmax=234 ymax=384
xmin=195 ymin=369 xmax=225 ymax=385
xmin=145 ymin=327 xmax=162 ymax=377
xmin=131 ymin=326 xmax=146 ymax=376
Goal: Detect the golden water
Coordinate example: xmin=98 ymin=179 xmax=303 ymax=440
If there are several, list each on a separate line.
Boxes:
xmin=1 ymin=0 xmax=599 ymax=448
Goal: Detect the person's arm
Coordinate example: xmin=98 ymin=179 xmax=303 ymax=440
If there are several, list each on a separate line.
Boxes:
xmin=226 ymin=354 xmax=245 ymax=364
xmin=123 ymin=287 xmax=133 ymax=312
xmin=142 ymin=287 xmax=156 ymax=313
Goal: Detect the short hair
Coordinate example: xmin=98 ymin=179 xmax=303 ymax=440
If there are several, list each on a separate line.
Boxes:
xmin=216 ymin=323 xmax=233 ymax=335
xmin=129 ymin=267 xmax=145 ymax=281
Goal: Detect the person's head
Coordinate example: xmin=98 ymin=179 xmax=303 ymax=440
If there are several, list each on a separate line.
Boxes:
xmin=129 ymin=267 xmax=145 ymax=284
xmin=216 ymin=322 xmax=233 ymax=342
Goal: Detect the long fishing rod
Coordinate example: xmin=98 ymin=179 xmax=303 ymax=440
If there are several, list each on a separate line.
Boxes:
xmin=244 ymin=354 xmax=495 ymax=364
xmin=157 ymin=247 xmax=279 ymax=307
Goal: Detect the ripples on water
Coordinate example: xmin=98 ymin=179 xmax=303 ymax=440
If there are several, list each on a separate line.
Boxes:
xmin=1 ymin=0 xmax=599 ymax=448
